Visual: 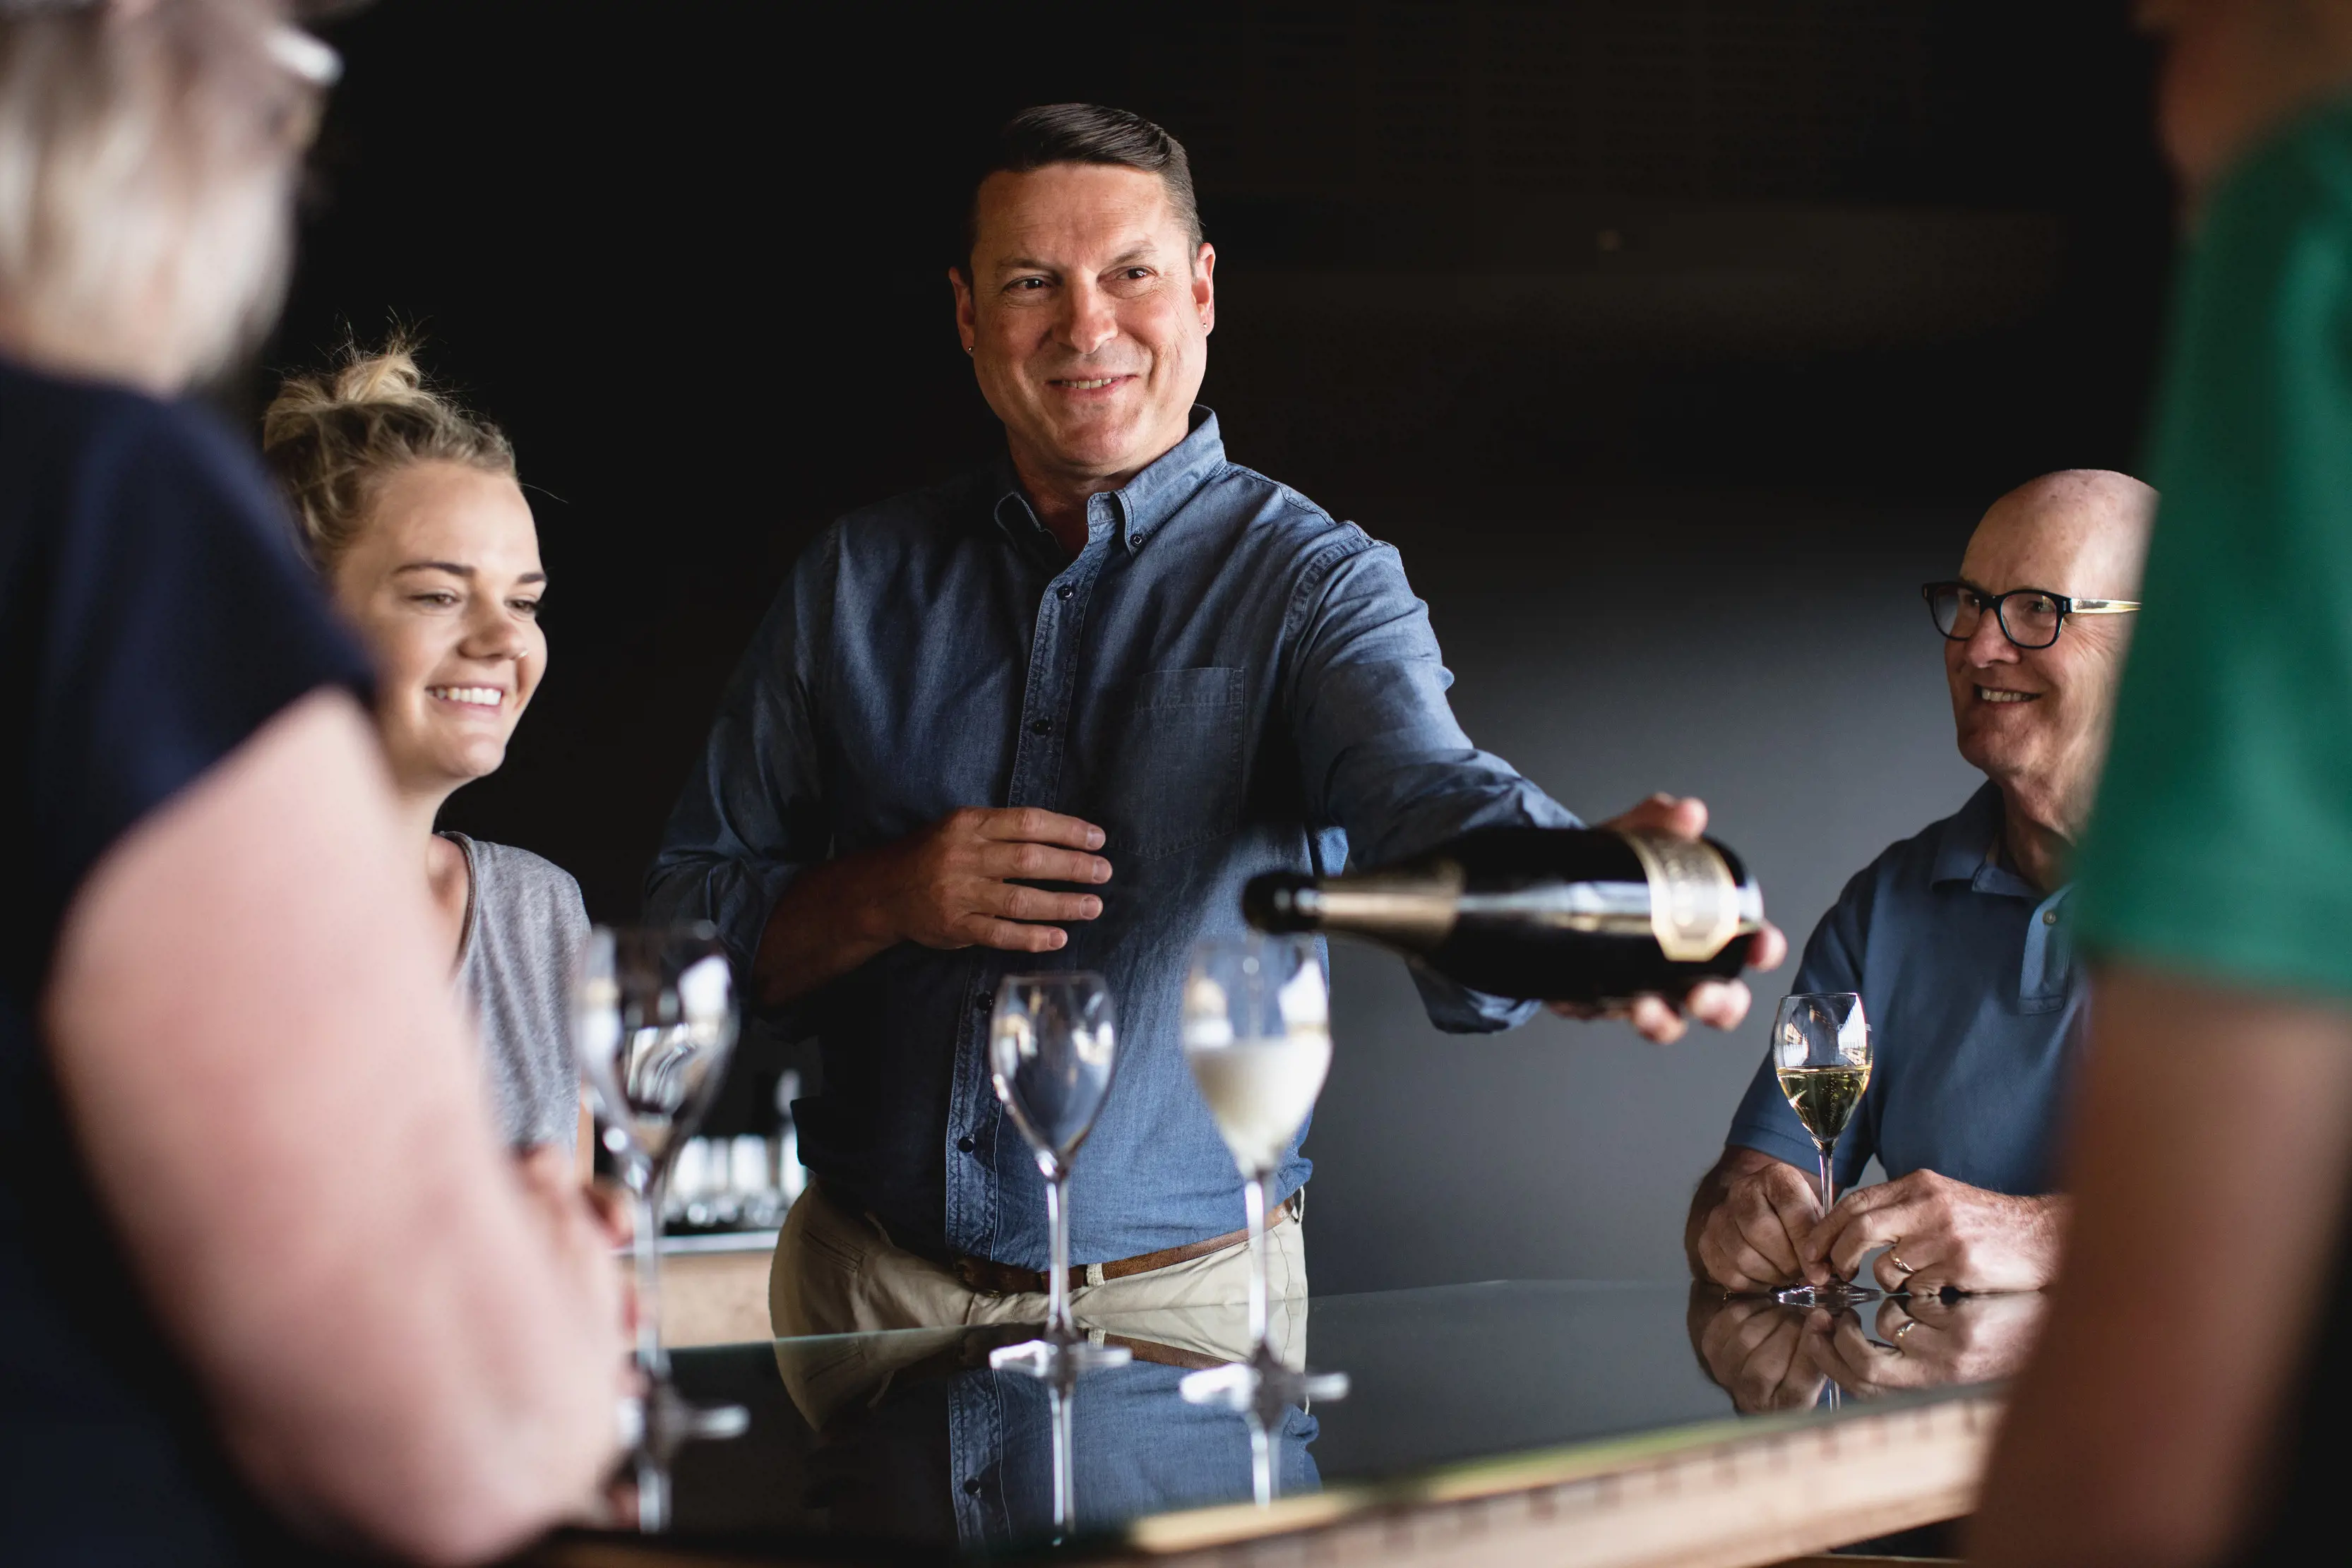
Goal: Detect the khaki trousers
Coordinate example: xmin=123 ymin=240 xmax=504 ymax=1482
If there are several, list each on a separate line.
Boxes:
xmin=770 ymin=1181 xmax=1310 ymax=1370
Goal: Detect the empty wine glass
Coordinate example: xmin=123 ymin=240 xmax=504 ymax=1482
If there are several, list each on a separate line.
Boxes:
xmin=987 ymin=972 xmax=1131 ymax=1378
xmin=1177 ymin=935 xmax=1348 ymax=1411
xmin=574 ymin=923 xmax=751 ymax=1528
xmin=1769 ymin=991 xmax=1877 ymax=1309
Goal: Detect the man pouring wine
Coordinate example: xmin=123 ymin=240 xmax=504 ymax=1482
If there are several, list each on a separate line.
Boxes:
xmin=647 ymin=103 xmax=1782 ymax=1341
xmin=1686 ymin=470 xmax=2155 ymax=1299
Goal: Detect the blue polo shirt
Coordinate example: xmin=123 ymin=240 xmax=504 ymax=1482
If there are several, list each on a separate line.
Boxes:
xmin=1725 ymin=783 xmax=2084 ymax=1195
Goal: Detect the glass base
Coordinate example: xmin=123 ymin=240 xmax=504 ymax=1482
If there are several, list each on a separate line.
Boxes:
xmin=1178 ymin=1358 xmax=1349 ymax=1410
xmin=624 ymin=1381 xmax=750 ymax=1533
xmin=1773 ymin=1279 xmax=1882 ymax=1308
xmin=989 ymin=1336 xmax=1133 ymax=1377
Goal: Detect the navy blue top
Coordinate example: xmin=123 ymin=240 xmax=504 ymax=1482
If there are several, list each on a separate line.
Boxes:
xmin=1725 ymin=783 xmax=2085 ymax=1195
xmin=0 ymin=356 xmax=372 ymax=1564
xmin=647 ymin=412 xmax=1573 ymax=1267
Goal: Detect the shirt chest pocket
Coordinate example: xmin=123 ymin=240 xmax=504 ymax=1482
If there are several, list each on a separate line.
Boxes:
xmin=1091 ymin=667 xmax=1246 ymax=863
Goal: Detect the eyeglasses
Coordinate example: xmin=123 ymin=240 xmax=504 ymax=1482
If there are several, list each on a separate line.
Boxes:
xmin=1921 ymin=581 xmax=2139 ymax=650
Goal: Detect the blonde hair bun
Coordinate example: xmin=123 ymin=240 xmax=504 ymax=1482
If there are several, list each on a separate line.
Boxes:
xmin=263 ymin=332 xmax=517 ymax=573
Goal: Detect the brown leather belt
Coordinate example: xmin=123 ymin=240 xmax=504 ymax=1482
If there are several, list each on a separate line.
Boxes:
xmin=951 ymin=1187 xmax=1303 ymax=1298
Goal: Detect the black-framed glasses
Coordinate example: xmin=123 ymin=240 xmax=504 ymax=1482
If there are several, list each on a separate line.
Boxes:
xmin=1921 ymin=580 xmax=2140 ymax=650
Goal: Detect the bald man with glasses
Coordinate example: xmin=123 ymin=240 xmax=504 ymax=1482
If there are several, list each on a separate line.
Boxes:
xmin=1688 ymin=471 xmax=2153 ymax=1299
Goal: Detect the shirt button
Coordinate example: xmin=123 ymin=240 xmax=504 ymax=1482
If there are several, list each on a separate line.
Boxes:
xmin=1127 ymin=533 xmax=1145 ymax=549
xmin=2043 ymin=909 xmax=2058 ymax=926
xmin=957 ymin=1135 xmax=977 ymax=1154
xmin=973 ymin=993 xmax=991 ymax=1012
xmin=1030 ymin=719 xmax=1051 ymax=735
xmin=963 ymin=1477 xmax=985 ymax=1496
xmin=1056 ymin=584 xmax=1075 ymax=601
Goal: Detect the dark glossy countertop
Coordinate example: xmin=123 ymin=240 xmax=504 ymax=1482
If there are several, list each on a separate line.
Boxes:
xmin=559 ymin=1280 xmax=2038 ymax=1562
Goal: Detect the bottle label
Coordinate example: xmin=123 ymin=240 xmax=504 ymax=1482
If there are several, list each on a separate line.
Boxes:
xmin=1620 ymin=832 xmax=1743 ymax=963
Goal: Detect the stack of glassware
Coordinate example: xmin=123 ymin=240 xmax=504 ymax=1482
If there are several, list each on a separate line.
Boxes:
xmin=658 ymin=1070 xmax=809 ymax=1234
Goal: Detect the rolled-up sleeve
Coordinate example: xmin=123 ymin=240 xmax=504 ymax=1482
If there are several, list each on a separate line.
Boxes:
xmin=1285 ymin=532 xmax=1577 ymax=1032
xmin=645 ymin=526 xmax=838 ymax=1003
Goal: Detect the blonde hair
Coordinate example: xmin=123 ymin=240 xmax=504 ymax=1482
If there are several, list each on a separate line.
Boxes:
xmin=261 ymin=335 xmax=519 ymax=574
xmin=0 ymin=0 xmax=315 ymax=388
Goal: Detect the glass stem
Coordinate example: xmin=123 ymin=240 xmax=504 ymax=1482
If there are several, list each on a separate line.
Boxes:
xmin=1048 ymin=1377 xmax=1074 ymax=1540
xmin=1244 ymin=1171 xmax=1270 ymax=1355
xmin=1248 ymin=1411 xmax=1274 ymax=1507
xmin=1045 ymin=1171 xmax=1074 ymax=1340
xmin=633 ymin=1166 xmax=667 ymax=1377
xmin=1816 ymin=1139 xmax=1835 ymax=1218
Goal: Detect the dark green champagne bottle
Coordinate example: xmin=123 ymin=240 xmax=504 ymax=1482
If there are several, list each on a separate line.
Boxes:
xmin=1243 ymin=827 xmax=1762 ymax=1005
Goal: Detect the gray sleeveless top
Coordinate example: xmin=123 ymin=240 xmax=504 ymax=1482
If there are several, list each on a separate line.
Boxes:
xmin=446 ymin=833 xmax=587 ymax=1150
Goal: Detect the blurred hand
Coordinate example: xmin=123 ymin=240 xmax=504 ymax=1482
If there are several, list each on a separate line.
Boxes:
xmin=1803 ymin=1168 xmax=2070 ymax=1295
xmin=1548 ymin=794 xmax=1788 ymax=1043
xmin=1690 ymin=1291 xmax=1828 ymax=1413
xmin=1693 ymin=1151 xmax=1824 ymax=1292
xmin=512 ymin=1142 xmax=633 ymax=1405
xmin=1805 ymin=1290 xmax=2049 ymax=1396
xmin=871 ymin=806 xmax=1111 ymax=953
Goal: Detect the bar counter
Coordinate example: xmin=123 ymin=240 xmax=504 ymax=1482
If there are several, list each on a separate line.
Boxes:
xmin=530 ymin=1279 xmax=2022 ymax=1567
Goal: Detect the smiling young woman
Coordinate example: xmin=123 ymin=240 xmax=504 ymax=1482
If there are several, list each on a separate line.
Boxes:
xmin=263 ymin=338 xmax=588 ymax=1160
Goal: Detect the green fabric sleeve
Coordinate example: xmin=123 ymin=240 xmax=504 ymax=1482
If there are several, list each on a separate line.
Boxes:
xmin=2076 ymin=99 xmax=2352 ymax=999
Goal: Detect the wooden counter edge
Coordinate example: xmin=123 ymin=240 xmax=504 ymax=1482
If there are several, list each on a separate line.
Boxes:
xmin=519 ymin=1391 xmax=2000 ymax=1568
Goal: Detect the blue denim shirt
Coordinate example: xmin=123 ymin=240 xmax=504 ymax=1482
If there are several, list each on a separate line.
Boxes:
xmin=1726 ymin=782 xmax=2084 ymax=1195
xmin=647 ymin=412 xmax=1571 ymax=1266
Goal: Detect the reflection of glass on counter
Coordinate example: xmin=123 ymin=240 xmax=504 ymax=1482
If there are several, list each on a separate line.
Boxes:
xmin=770 ymin=1320 xmax=1318 ymax=1554
xmin=1686 ymin=1283 xmax=2048 ymax=1415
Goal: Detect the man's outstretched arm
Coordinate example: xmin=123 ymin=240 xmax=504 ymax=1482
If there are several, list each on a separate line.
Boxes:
xmin=1287 ymin=541 xmax=1779 ymax=1042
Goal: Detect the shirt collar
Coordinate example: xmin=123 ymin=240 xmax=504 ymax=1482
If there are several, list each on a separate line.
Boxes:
xmin=987 ymin=407 xmax=1226 ymax=555
xmin=1931 ymin=779 xmax=2058 ymax=900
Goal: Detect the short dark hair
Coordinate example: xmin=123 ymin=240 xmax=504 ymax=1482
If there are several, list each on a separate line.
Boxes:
xmin=958 ymin=103 xmax=1202 ymax=276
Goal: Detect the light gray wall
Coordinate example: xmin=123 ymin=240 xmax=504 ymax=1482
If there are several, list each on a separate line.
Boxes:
xmin=1303 ymin=484 xmax=1984 ymax=1293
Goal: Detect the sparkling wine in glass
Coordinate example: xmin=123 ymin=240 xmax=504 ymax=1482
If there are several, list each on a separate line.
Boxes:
xmin=986 ymin=972 xmax=1132 ymax=1378
xmin=574 ymin=923 xmax=751 ymax=1528
xmin=1770 ymin=991 xmax=1877 ymax=1308
xmin=1178 ymin=935 xmax=1348 ymax=1412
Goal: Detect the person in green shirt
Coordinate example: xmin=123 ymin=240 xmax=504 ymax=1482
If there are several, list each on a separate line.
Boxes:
xmin=1974 ymin=2 xmax=2352 ymax=1563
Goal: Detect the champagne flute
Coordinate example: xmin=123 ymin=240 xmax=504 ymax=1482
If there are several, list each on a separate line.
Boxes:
xmin=986 ymin=972 xmax=1132 ymax=1378
xmin=574 ymin=923 xmax=751 ymax=1528
xmin=1769 ymin=991 xmax=1877 ymax=1308
xmin=1177 ymin=935 xmax=1349 ymax=1411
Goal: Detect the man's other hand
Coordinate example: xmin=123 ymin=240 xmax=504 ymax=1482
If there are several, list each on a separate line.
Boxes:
xmin=1548 ymin=794 xmax=1789 ymax=1043
xmin=1691 ymin=1147 xmax=1823 ymax=1292
xmin=1803 ymin=1168 xmax=2070 ymax=1295
xmin=873 ymin=806 xmax=1111 ymax=953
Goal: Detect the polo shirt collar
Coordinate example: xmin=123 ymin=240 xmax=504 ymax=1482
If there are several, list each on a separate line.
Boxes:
xmin=987 ymin=407 xmax=1225 ymax=555
xmin=1931 ymin=780 xmax=2065 ymax=902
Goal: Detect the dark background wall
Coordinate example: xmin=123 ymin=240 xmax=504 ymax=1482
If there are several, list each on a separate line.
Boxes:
xmin=260 ymin=0 xmax=2172 ymax=1289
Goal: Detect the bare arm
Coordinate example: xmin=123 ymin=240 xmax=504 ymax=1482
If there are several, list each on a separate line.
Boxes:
xmin=752 ymin=806 xmax=1110 ymax=1006
xmin=1685 ymin=1145 xmax=1823 ymax=1291
xmin=1971 ymin=966 xmax=2352 ymax=1568
xmin=45 ymin=693 xmax=624 ymax=1565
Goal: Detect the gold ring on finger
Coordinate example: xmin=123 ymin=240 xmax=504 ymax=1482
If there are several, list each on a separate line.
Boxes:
xmin=1892 ymin=1317 xmax=1916 ymax=1341
xmin=1887 ymin=1249 xmax=1916 ymax=1276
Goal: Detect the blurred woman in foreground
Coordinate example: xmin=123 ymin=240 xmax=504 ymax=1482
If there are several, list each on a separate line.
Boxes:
xmin=0 ymin=3 xmax=622 ymax=1563
xmin=265 ymin=342 xmax=587 ymax=1165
